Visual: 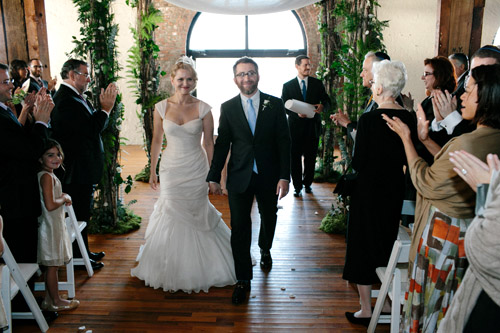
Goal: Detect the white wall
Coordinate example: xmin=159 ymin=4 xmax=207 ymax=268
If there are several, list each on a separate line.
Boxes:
xmin=45 ymin=0 xmax=142 ymax=145
xmin=378 ymin=0 xmax=437 ymax=104
xmin=482 ymin=0 xmax=500 ymax=45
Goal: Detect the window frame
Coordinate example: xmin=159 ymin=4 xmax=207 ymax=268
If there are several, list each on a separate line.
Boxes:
xmin=186 ymin=10 xmax=307 ymax=59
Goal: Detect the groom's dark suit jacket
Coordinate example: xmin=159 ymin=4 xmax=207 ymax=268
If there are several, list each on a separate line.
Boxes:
xmin=51 ymin=84 xmax=108 ymax=185
xmin=0 ymin=106 xmax=48 ymax=261
xmin=207 ymin=92 xmax=290 ymax=193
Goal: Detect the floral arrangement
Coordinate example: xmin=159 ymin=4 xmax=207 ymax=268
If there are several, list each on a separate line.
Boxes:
xmin=262 ymin=99 xmax=271 ymax=111
xmin=11 ymin=90 xmax=26 ymax=105
xmin=319 ymin=193 xmax=348 ymax=234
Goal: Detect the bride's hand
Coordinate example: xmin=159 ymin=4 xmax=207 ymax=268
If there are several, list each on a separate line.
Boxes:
xmin=149 ymin=172 xmax=159 ymax=190
xmin=209 ymin=182 xmax=222 ymax=195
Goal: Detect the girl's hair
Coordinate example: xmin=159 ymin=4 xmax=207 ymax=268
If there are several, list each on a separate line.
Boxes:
xmin=39 ymin=139 xmax=65 ymax=165
xmin=471 ymin=64 xmax=500 ymax=129
xmin=424 ymin=56 xmax=456 ymax=93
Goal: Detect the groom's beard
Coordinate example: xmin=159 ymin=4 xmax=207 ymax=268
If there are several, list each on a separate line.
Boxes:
xmin=236 ymin=80 xmax=259 ymax=96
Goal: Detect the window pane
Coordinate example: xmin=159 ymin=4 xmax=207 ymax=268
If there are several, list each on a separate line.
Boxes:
xmin=248 ymin=11 xmax=304 ymax=49
xmin=189 ymin=13 xmax=246 ymax=50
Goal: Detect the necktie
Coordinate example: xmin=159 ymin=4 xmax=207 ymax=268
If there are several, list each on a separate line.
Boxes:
xmin=246 ymin=99 xmax=258 ymax=173
xmin=2 ymin=106 xmax=21 ymax=126
xmin=301 ymin=79 xmax=307 ymax=101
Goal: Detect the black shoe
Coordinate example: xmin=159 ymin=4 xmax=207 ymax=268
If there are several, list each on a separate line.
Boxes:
xmin=260 ymin=250 xmax=272 ymax=270
xmin=293 ymin=189 xmax=302 ymax=197
xmin=304 ymin=186 xmax=312 ymax=193
xmin=42 ymin=310 xmax=59 ymax=323
xmin=345 ymin=312 xmax=371 ymax=327
xmin=89 ymin=259 xmax=104 ymax=270
xmin=89 ymin=251 xmax=105 ymax=261
xmin=232 ymin=281 xmax=251 ymax=305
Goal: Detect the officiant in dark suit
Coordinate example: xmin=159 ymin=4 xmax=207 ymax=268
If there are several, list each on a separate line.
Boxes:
xmin=0 ymin=63 xmax=50 ymax=262
xmin=281 ymin=55 xmax=330 ymax=197
xmin=51 ymin=59 xmax=117 ymax=270
xmin=207 ymin=57 xmax=290 ymax=305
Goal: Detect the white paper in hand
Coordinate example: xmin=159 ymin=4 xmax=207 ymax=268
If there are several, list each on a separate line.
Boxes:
xmin=284 ymin=99 xmax=316 ymax=119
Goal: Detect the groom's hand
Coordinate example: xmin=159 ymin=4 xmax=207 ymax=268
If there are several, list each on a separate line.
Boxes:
xmin=209 ymin=182 xmax=222 ymax=195
xmin=276 ymin=180 xmax=289 ymax=200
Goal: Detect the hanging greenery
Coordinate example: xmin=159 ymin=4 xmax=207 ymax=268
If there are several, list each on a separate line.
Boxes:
xmin=70 ymin=0 xmax=141 ymax=233
xmin=126 ymin=0 xmax=166 ymax=182
xmin=318 ymin=0 xmax=388 ymax=171
xmin=317 ymin=0 xmax=388 ymax=233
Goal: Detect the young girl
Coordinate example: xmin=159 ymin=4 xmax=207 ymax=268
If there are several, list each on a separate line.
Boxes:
xmin=37 ymin=139 xmax=79 ymax=311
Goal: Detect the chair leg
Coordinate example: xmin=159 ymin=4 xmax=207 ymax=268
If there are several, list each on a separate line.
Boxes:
xmin=1 ymin=266 xmax=12 ymax=333
xmin=391 ymin=268 xmax=401 ymax=333
xmin=66 ymin=259 xmax=75 ymax=298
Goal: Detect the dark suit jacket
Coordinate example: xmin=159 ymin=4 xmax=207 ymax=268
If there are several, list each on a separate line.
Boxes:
xmin=452 ymin=70 xmax=468 ymax=113
xmin=0 ymin=107 xmax=48 ymax=219
xmin=28 ymin=76 xmax=56 ymax=96
xmin=51 ymin=84 xmax=108 ymax=185
xmin=207 ymin=92 xmax=291 ymax=193
xmin=281 ymin=76 xmax=330 ymax=139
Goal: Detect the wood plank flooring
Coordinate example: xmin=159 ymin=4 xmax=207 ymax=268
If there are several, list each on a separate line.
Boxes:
xmin=15 ymin=145 xmax=390 ymax=332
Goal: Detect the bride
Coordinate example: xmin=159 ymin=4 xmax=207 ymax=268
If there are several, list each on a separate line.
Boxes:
xmin=131 ymin=57 xmax=236 ymax=293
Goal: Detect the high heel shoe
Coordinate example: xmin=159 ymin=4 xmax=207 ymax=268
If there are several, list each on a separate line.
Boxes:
xmin=41 ymin=299 xmax=80 ymax=312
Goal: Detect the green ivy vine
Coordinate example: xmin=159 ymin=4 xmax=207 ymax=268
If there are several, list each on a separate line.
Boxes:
xmin=70 ymin=0 xmax=141 ymax=233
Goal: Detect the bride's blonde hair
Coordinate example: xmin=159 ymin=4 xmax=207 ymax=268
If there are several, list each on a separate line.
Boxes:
xmin=171 ymin=56 xmax=198 ymax=82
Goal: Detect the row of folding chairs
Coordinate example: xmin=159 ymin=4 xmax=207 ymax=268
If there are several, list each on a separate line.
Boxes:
xmin=1 ymin=206 xmax=93 ymax=332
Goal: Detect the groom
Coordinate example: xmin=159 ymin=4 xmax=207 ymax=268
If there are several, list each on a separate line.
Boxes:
xmin=207 ymin=57 xmax=291 ymax=305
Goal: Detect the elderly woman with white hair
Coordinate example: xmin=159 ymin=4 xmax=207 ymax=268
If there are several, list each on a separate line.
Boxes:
xmin=343 ymin=60 xmax=415 ymax=326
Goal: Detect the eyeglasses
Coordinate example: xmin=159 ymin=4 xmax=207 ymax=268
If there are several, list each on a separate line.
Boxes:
xmin=0 ymin=79 xmax=13 ymax=85
xmin=31 ymin=65 xmax=43 ymax=69
xmin=369 ymin=79 xmax=375 ymax=85
xmin=235 ymin=71 xmax=257 ymax=78
xmin=422 ymin=72 xmax=434 ymax=77
xmin=73 ymin=70 xmax=92 ymax=80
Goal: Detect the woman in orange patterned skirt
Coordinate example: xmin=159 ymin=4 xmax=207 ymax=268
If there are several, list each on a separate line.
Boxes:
xmin=382 ymin=63 xmax=500 ymax=332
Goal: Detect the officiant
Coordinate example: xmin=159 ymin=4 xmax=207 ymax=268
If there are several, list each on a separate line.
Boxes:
xmin=281 ymin=55 xmax=330 ymax=197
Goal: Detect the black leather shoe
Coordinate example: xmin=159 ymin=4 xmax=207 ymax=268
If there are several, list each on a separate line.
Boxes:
xmin=305 ymin=186 xmax=312 ymax=193
xmin=345 ymin=312 xmax=371 ymax=327
xmin=232 ymin=281 xmax=251 ymax=305
xmin=293 ymin=189 xmax=302 ymax=197
xmin=89 ymin=259 xmax=104 ymax=270
xmin=89 ymin=251 xmax=105 ymax=261
xmin=260 ymin=250 xmax=272 ymax=270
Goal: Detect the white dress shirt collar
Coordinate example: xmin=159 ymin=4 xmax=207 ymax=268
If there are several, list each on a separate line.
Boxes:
xmin=240 ymin=91 xmax=261 ymax=119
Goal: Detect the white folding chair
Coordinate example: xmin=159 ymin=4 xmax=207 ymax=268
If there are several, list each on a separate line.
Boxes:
xmin=1 ymin=240 xmax=48 ymax=333
xmin=35 ymin=205 xmax=93 ymax=298
xmin=368 ymin=226 xmax=411 ymax=333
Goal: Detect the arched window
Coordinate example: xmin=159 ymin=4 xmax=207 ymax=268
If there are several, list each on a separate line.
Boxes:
xmin=187 ymin=11 xmax=307 ymax=131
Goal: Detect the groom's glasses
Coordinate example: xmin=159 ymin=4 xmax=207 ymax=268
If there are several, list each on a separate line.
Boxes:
xmin=235 ymin=71 xmax=257 ymax=78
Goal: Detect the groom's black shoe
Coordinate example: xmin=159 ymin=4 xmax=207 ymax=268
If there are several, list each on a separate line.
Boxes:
xmin=260 ymin=250 xmax=272 ymax=270
xmin=89 ymin=251 xmax=105 ymax=261
xmin=232 ymin=280 xmax=251 ymax=305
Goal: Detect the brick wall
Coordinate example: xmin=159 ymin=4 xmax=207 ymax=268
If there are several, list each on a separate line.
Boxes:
xmin=152 ymin=1 xmax=322 ymax=93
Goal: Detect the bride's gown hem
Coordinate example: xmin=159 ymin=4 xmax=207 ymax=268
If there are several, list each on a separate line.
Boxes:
xmin=131 ymin=100 xmax=237 ymax=293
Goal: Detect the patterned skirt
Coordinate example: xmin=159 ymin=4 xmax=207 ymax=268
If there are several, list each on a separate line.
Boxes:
xmin=401 ymin=206 xmax=473 ymax=333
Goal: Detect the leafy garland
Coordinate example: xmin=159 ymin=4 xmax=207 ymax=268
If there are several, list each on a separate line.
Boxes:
xmin=70 ymin=0 xmax=141 ymax=233
xmin=317 ymin=0 xmax=388 ymax=233
xmin=126 ymin=0 xmax=166 ymax=182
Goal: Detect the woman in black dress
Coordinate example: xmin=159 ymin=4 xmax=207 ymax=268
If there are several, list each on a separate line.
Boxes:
xmin=343 ymin=60 xmax=415 ymax=326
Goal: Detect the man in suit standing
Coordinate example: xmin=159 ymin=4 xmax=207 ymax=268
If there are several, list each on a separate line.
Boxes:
xmin=207 ymin=57 xmax=290 ymax=305
xmin=0 ymin=63 xmax=51 ymax=262
xmin=28 ymin=59 xmax=57 ymax=95
xmin=281 ymin=55 xmax=330 ymax=197
xmin=51 ymin=59 xmax=117 ymax=270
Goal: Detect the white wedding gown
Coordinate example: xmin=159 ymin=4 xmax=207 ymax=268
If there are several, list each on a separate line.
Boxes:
xmin=131 ymin=100 xmax=236 ymax=293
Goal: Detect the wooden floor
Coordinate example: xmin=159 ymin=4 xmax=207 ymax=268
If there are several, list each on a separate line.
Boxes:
xmin=15 ymin=145 xmax=390 ymax=332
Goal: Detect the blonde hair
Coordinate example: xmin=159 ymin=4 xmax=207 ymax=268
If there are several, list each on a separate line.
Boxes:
xmin=170 ymin=57 xmax=198 ymax=82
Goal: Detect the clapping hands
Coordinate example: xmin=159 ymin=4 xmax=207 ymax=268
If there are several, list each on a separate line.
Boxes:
xmin=33 ymin=88 xmax=54 ymax=124
xmin=330 ymin=109 xmax=351 ymax=128
xmin=449 ymin=151 xmax=500 ymax=191
xmin=431 ymin=90 xmax=456 ymax=121
xmin=100 ymin=83 xmax=118 ymax=113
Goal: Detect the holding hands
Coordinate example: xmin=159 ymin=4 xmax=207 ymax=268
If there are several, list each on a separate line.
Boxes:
xmin=449 ymin=151 xmax=500 ymax=191
xmin=208 ymin=182 xmax=223 ymax=195
xmin=100 ymin=83 xmax=118 ymax=113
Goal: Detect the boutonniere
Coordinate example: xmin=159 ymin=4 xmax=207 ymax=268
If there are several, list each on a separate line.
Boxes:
xmin=262 ymin=99 xmax=272 ymax=111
